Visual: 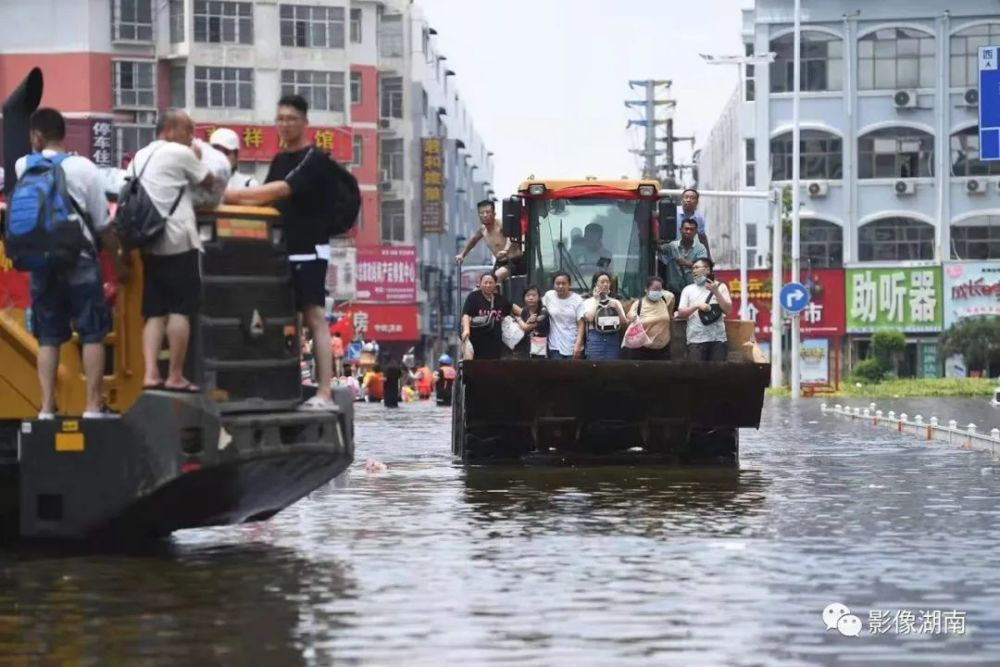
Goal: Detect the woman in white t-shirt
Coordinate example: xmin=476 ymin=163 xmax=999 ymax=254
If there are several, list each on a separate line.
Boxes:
xmin=542 ymin=271 xmax=585 ymax=359
xmin=581 ymin=271 xmax=627 ymax=360
xmin=676 ymin=257 xmax=732 ymax=362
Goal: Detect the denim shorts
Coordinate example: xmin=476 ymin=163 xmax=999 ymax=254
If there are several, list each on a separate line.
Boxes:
xmin=30 ymin=256 xmax=111 ymax=347
xmin=585 ymin=328 xmax=621 ymax=360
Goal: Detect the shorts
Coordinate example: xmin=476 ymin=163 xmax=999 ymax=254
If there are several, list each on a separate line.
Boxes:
xmin=291 ymin=259 xmax=328 ymax=310
xmin=142 ymin=249 xmax=202 ymax=318
xmin=493 ymin=254 xmax=527 ymax=276
xmin=30 ymin=256 xmax=111 ymax=346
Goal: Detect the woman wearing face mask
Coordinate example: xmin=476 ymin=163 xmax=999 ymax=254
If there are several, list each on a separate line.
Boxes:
xmin=461 ymin=272 xmax=521 ymax=360
xmin=542 ymin=271 xmax=586 ymax=359
xmin=581 ymin=271 xmax=627 ymax=360
xmin=675 ymin=257 xmax=732 ymax=362
xmin=625 ymin=275 xmax=676 ymax=360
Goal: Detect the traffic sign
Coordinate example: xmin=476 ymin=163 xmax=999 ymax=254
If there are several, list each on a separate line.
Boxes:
xmin=979 ymin=46 xmax=1000 ymax=161
xmin=780 ymin=281 xmax=810 ymax=314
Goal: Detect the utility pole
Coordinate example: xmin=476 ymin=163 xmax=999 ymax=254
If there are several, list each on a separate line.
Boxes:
xmin=625 ymin=80 xmax=672 ymax=180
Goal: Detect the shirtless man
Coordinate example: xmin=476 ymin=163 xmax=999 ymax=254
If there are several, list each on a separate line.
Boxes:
xmin=454 ymin=199 xmax=525 ymax=282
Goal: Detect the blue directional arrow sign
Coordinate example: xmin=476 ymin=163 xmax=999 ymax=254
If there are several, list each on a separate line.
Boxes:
xmin=979 ymin=45 xmax=1000 ymax=161
xmin=780 ymin=281 xmax=810 ymax=315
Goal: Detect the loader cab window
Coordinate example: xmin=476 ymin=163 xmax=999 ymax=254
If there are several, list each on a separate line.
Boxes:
xmin=530 ymin=198 xmax=646 ymax=299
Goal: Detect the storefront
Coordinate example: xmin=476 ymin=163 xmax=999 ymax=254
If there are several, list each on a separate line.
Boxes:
xmin=845 ymin=265 xmax=943 ymax=378
xmin=716 ymin=268 xmax=845 ymax=389
xmin=941 ymin=261 xmax=1000 ymax=377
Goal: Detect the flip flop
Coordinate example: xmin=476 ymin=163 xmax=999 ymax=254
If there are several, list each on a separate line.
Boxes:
xmin=143 ymin=381 xmax=165 ymax=390
xmin=162 ymin=383 xmax=201 ymax=394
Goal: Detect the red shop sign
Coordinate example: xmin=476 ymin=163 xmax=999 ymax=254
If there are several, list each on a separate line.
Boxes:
xmin=355 ymin=245 xmax=417 ymax=303
xmin=194 ymin=124 xmax=352 ymax=163
xmin=348 ymin=304 xmax=419 ymax=341
xmin=713 ymin=268 xmax=846 ymax=338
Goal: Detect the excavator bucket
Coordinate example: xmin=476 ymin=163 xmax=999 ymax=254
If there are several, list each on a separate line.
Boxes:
xmin=452 ymin=321 xmax=771 ymax=465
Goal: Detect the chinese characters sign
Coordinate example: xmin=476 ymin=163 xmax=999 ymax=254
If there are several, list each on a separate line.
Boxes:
xmin=325 ymin=244 xmax=357 ymax=302
xmin=330 ymin=304 xmax=419 ymax=341
xmin=421 ymin=137 xmax=444 ymax=233
xmin=90 ymin=119 xmax=114 ymax=167
xmin=356 ymin=245 xmax=417 ymax=303
xmin=195 ymin=124 xmax=352 ymax=162
xmin=942 ymin=261 xmax=1000 ymax=328
xmin=846 ymin=266 xmax=942 ymax=333
xmin=714 ymin=268 xmax=846 ymax=338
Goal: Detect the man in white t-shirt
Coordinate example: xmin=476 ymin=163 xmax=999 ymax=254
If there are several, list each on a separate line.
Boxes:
xmin=676 ymin=257 xmax=733 ymax=362
xmin=130 ymin=109 xmax=213 ymax=393
xmin=209 ymin=127 xmax=259 ymax=189
xmin=14 ymin=108 xmax=127 ymax=419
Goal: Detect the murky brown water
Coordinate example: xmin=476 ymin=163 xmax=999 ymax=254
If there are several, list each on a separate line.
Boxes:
xmin=2 ymin=398 xmax=1000 ymax=665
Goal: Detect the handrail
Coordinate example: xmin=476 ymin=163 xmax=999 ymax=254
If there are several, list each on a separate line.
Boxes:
xmin=821 ymin=402 xmax=1000 ymax=456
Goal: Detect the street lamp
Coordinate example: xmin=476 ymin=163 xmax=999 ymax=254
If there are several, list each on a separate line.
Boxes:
xmin=699 ymin=51 xmax=776 ymax=322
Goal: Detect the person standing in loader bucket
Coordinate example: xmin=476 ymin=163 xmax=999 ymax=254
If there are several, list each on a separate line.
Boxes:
xmin=454 ymin=199 xmax=525 ymax=282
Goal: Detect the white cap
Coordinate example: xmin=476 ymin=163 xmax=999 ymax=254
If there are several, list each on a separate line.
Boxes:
xmin=209 ymin=127 xmax=240 ymax=152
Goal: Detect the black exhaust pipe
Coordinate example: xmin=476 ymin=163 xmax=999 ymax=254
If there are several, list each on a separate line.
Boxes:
xmin=2 ymin=67 xmax=43 ymax=196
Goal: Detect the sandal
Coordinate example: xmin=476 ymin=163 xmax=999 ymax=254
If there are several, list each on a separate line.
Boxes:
xmin=162 ymin=383 xmax=201 ymax=394
xmin=143 ymin=381 xmax=165 ymax=390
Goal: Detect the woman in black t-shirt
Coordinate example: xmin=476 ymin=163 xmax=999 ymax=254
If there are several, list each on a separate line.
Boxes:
xmin=513 ymin=285 xmax=549 ymax=359
xmin=461 ymin=272 xmax=521 ymax=360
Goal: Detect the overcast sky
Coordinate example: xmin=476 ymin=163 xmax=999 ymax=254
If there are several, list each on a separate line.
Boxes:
xmin=419 ymin=0 xmax=752 ymax=196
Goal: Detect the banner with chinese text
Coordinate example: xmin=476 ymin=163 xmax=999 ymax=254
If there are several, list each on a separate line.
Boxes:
xmin=329 ymin=304 xmax=419 ymax=342
xmin=195 ymin=124 xmax=352 ymax=162
xmin=713 ymin=268 xmax=846 ymax=338
xmin=356 ymin=246 xmax=417 ymax=302
xmin=942 ymin=261 xmax=1000 ymax=328
xmin=421 ymin=137 xmax=444 ymax=233
xmin=846 ymin=266 xmax=942 ymax=333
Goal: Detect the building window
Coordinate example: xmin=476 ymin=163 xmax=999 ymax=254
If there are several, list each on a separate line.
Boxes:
xmin=951 ymin=125 xmax=1000 ymax=176
xmin=194 ymin=66 xmax=253 ymax=109
xmin=858 ymin=27 xmax=935 ymax=90
xmin=770 ymin=31 xmax=842 ymax=92
xmin=380 ymin=14 xmax=404 ymax=58
xmin=381 ymin=138 xmax=404 ymax=181
xmin=116 ymin=124 xmax=155 ymax=167
xmin=422 ymin=89 xmax=429 ymax=118
xmin=352 ymin=135 xmax=363 ymax=167
xmin=169 ymin=65 xmax=186 ymax=108
xmin=193 ymin=1 xmax=253 ymax=44
xmin=114 ymin=61 xmax=155 ymax=108
xmin=782 ymin=219 xmax=844 ymax=268
xmin=169 ymin=0 xmax=185 ymax=43
xmin=350 ymin=71 xmax=362 ymax=105
xmin=770 ymin=130 xmax=842 ymax=181
xmin=281 ymin=70 xmax=345 ymax=112
xmin=279 ymin=5 xmax=345 ymax=49
xmin=380 ymin=76 xmax=403 ymax=119
xmin=381 ymin=199 xmax=406 ymax=243
xmin=745 ymin=138 xmax=756 ymax=187
xmin=951 ymin=24 xmax=1000 ymax=89
xmin=113 ymin=0 xmax=153 ymax=41
xmin=858 ymin=218 xmax=934 ymax=261
xmin=951 ymin=216 xmax=1000 ymax=260
xmin=744 ymin=42 xmax=756 ymax=101
xmin=350 ymin=8 xmax=362 ymax=43
xmin=858 ymin=127 xmax=934 ymax=179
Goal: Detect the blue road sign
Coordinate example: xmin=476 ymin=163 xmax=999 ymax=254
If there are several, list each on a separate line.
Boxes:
xmin=979 ymin=46 xmax=1000 ymax=161
xmin=780 ymin=282 xmax=810 ymax=315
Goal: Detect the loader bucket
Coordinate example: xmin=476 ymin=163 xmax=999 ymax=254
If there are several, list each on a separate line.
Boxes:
xmin=452 ymin=360 xmax=770 ymax=465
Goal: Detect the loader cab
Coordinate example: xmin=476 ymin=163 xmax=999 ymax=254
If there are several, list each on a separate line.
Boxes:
xmin=511 ymin=180 xmax=661 ymax=299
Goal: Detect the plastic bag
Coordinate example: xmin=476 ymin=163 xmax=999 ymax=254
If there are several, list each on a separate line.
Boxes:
xmin=530 ymin=336 xmax=547 ymax=357
xmin=621 ymin=318 xmax=651 ymax=349
xmin=501 ymin=315 xmax=525 ymax=350
xmin=189 ymin=139 xmax=231 ymax=209
xmin=462 ymin=339 xmax=475 ymax=361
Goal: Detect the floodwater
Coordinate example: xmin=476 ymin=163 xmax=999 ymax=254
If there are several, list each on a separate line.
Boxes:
xmin=3 ymin=398 xmax=1000 ymax=665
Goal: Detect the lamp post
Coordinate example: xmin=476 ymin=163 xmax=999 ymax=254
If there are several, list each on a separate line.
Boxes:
xmin=699 ymin=51 xmax=776 ymax=322
xmin=454 ymin=234 xmax=467 ymax=339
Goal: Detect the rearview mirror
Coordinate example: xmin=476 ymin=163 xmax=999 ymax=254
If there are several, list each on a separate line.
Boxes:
xmin=658 ymin=196 xmax=678 ymax=243
xmin=501 ymin=197 xmax=522 ymax=239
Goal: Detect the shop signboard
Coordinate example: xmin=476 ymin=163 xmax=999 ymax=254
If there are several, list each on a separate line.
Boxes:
xmin=942 ymin=261 xmax=1000 ymax=328
xmin=845 ymin=266 xmax=942 ymax=333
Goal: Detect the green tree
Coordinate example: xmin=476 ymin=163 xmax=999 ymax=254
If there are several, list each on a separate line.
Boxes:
xmin=939 ymin=317 xmax=1000 ymax=376
xmin=871 ymin=331 xmax=906 ymax=377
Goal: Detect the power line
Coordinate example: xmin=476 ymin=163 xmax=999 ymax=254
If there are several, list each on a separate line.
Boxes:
xmin=624 ymin=80 xmax=672 ymax=181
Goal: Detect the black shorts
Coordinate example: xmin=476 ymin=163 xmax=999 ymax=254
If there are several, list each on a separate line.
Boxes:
xmin=142 ymin=250 xmax=201 ymax=318
xmin=291 ymin=259 xmax=328 ymax=310
xmin=493 ymin=254 xmax=527 ymax=276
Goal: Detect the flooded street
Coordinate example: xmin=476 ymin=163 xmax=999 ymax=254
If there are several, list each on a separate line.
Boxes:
xmin=3 ymin=398 xmax=1000 ymax=665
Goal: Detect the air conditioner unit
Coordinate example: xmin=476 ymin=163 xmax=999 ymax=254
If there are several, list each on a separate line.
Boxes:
xmin=807 ymin=181 xmax=828 ymax=198
xmin=965 ymin=88 xmax=980 ymax=106
xmin=966 ymin=177 xmax=987 ymax=194
xmin=894 ymin=179 xmax=916 ymax=196
xmin=893 ymin=89 xmax=918 ymax=109
xmin=379 ymin=118 xmax=391 ymax=129
xmin=380 ymin=181 xmax=393 ymax=192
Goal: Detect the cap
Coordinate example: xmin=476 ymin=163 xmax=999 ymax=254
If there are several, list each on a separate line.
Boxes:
xmin=209 ymin=127 xmax=240 ymax=152
xmin=438 ymin=354 xmax=453 ymax=365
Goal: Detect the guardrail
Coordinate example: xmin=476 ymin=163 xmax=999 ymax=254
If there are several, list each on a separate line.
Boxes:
xmin=820 ymin=402 xmax=1000 ymax=457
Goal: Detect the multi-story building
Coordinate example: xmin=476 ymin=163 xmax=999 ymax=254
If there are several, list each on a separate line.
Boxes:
xmin=697 ymin=0 xmax=1000 ymax=378
xmin=0 ymin=0 xmax=494 ymax=361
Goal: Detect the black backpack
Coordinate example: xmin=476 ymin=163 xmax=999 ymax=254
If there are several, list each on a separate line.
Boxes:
xmin=292 ymin=147 xmax=360 ymax=238
xmin=114 ymin=145 xmax=185 ymax=250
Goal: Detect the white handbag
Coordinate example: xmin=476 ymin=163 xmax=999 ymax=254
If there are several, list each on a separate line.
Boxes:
xmin=501 ymin=315 xmax=526 ymax=350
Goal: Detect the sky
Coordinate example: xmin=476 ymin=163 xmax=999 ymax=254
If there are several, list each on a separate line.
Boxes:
xmin=419 ymin=0 xmax=753 ymax=196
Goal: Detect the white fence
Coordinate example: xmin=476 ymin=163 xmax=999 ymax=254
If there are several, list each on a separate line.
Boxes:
xmin=821 ymin=402 xmax=1000 ymax=457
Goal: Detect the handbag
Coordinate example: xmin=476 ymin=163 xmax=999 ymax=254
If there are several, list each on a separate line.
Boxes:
xmin=698 ymin=291 xmax=724 ymax=326
xmin=622 ymin=318 xmax=651 ymax=349
xmin=501 ymin=315 xmax=525 ymax=349
xmin=469 ymin=295 xmax=497 ymax=330
xmin=530 ymin=335 xmax=547 ymax=356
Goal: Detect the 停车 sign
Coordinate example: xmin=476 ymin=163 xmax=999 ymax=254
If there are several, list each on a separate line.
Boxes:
xmin=846 ymin=266 xmax=942 ymax=333
xmin=942 ymin=261 xmax=1000 ymax=328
